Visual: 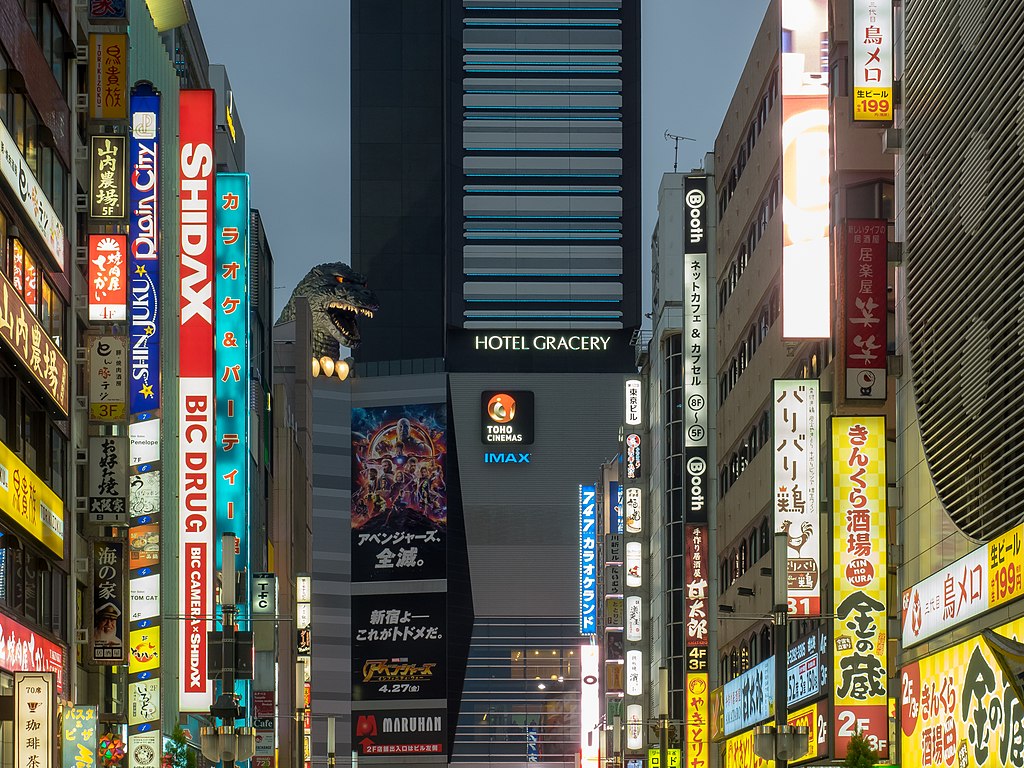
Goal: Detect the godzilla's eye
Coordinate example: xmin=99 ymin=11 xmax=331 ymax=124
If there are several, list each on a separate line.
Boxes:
xmin=335 ymin=276 xmax=345 ymax=284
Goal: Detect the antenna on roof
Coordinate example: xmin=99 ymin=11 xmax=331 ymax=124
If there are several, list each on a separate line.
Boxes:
xmin=664 ymin=131 xmax=696 ymax=173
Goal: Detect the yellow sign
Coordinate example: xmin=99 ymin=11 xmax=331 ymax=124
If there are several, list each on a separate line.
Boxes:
xmin=686 ymin=672 xmax=710 ymax=768
xmin=989 ymin=525 xmax=1024 ymax=608
xmin=832 ymin=416 xmax=889 ymax=758
xmin=0 ymin=438 xmax=63 ymax=555
xmin=129 ymin=625 xmax=160 ymax=673
xmin=88 ymin=34 xmax=128 ymax=120
xmin=901 ymin=615 xmax=1024 ymax=768
xmin=721 ymin=701 xmax=823 ymax=767
xmin=853 ymin=87 xmax=893 ymax=121
xmin=647 ymin=748 xmax=681 ymax=767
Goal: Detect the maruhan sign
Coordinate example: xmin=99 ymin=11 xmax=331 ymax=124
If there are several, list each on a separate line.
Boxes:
xmin=474 ymin=334 xmax=612 ymax=351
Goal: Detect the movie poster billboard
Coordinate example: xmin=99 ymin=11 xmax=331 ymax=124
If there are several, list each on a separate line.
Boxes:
xmin=352 ymin=592 xmax=446 ymax=701
xmin=351 ymin=403 xmax=447 ymax=582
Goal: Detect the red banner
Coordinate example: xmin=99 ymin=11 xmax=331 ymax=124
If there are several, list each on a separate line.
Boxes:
xmin=844 ymin=220 xmax=887 ymax=399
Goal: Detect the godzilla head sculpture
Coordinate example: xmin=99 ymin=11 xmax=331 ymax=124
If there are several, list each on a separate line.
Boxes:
xmin=276 ymin=262 xmax=379 ymax=364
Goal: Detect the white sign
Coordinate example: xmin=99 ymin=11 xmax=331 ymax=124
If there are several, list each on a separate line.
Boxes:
xmin=901 ymin=546 xmax=988 ymax=647
xmin=624 ymin=487 xmax=642 ymax=534
xmin=625 ymin=379 xmax=642 ymax=425
xmin=253 ymin=573 xmax=277 ymax=615
xmin=16 ymin=672 xmax=53 ymax=768
xmin=580 ymin=645 xmax=601 ymax=765
xmin=626 ymin=649 xmax=643 ymax=696
xmin=474 ymin=334 xmax=612 ymax=351
xmin=129 ymin=419 xmax=161 ymax=466
xmin=626 ymin=704 xmax=644 ymax=751
xmin=0 ymin=118 xmax=65 ymax=271
xmin=852 ymin=0 xmax=894 ymax=120
xmin=130 ymin=573 xmax=160 ymax=622
xmin=625 ymin=595 xmax=642 ymax=642
xmin=626 ymin=542 xmax=642 ymax=587
xmin=129 ymin=730 xmax=162 ymax=768
xmin=772 ymin=380 xmax=820 ymax=615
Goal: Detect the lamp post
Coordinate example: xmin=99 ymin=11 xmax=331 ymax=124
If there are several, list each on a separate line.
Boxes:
xmin=200 ymin=534 xmax=256 ymax=767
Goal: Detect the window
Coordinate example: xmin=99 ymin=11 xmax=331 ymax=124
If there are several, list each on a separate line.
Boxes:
xmin=760 ymin=518 xmax=770 ymax=554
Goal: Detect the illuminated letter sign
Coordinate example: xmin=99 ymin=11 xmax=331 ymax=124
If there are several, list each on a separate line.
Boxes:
xmin=626 ymin=704 xmax=644 ymax=751
xmin=626 ymin=650 xmax=643 ymax=696
xmin=625 ymin=379 xmax=642 ymax=425
xmin=89 ymin=135 xmax=127 ymax=220
xmin=16 ymin=672 xmax=54 ymax=768
xmin=580 ymin=645 xmax=600 ymax=766
xmin=625 ymin=542 xmax=642 ymax=588
xmin=852 ymin=0 xmax=893 ymax=121
xmin=88 ymin=235 xmax=127 ymax=321
xmin=685 ymin=175 xmax=710 ymax=525
xmin=772 ymin=380 xmax=820 ymax=615
xmin=832 ymin=416 xmax=888 ymax=759
xmin=481 ymin=390 xmax=534 ymax=444
xmin=178 ymin=88 xmax=216 ymax=713
xmin=844 ymin=220 xmax=887 ymax=400
xmin=625 ymin=596 xmax=642 ymax=642
xmin=579 ymin=484 xmax=597 ymax=635
xmin=88 ymin=33 xmax=127 ymax=120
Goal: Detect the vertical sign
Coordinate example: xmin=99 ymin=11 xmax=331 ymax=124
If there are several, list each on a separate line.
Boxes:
xmin=626 ymin=703 xmax=644 ymax=751
xmin=88 ymin=235 xmax=128 ymax=321
xmin=62 ymin=705 xmax=98 ymax=768
xmin=88 ymin=334 xmax=127 ymax=420
xmin=89 ymin=33 xmax=127 ymax=120
xmin=685 ymin=524 xmax=709 ymax=768
xmin=832 ymin=416 xmax=888 ymax=758
xmin=580 ymin=484 xmax=597 ymax=635
xmin=88 ymin=436 xmax=128 ymax=523
xmin=610 ymin=480 xmax=623 ymax=534
xmin=16 ymin=672 xmax=54 ymax=768
xmin=852 ymin=0 xmax=893 ymax=121
xmin=780 ymin=0 xmax=830 ymax=339
xmin=178 ymin=88 xmax=216 ymax=712
xmin=214 ymin=173 xmax=250 ymax=653
xmin=844 ymin=220 xmax=887 ymax=400
xmin=580 ymin=645 xmax=601 ymax=767
xmin=90 ymin=135 xmax=127 ymax=220
xmin=772 ymin=380 xmax=820 ymax=615
xmin=91 ymin=539 xmax=126 ymax=664
xmin=624 ymin=487 xmax=642 ymax=534
xmin=128 ymin=84 xmax=160 ymax=416
xmin=625 ymin=379 xmax=642 ymax=425
xmin=685 ymin=672 xmax=710 ymax=768
xmin=684 ymin=175 xmax=710 ymax=524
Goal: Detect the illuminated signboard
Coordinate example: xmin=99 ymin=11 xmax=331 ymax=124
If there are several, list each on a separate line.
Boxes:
xmin=625 ymin=596 xmax=642 ymax=642
xmin=852 ymin=0 xmax=893 ymax=121
xmin=89 ymin=135 xmax=127 ymax=220
xmin=474 ymin=334 xmax=613 ymax=352
xmin=580 ymin=645 xmax=600 ymax=767
xmin=610 ymin=480 xmax=623 ymax=534
xmin=989 ymin=524 xmax=1024 ymax=608
xmin=16 ymin=672 xmax=54 ymax=768
xmin=128 ymin=84 xmax=160 ymax=416
xmin=178 ymin=88 xmax=216 ymax=713
xmin=481 ymin=390 xmax=534 ymax=444
xmin=88 ymin=435 xmax=128 ymax=523
xmin=787 ymin=626 xmax=827 ymax=705
xmin=625 ymin=433 xmax=641 ymax=479
xmin=88 ymin=0 xmax=126 ymax=21
xmin=63 ymin=705 xmax=98 ymax=768
xmin=0 ymin=437 xmax=64 ymax=555
xmin=579 ymin=485 xmax=597 ymax=635
xmin=772 ymin=380 xmax=820 ymax=615
xmin=844 ymin=220 xmax=887 ymax=400
xmin=88 ymin=33 xmax=127 ymax=120
xmin=684 ymin=175 xmax=709 ymax=525
xmin=780 ymin=0 xmax=830 ymax=339
xmin=685 ymin=525 xmax=709 ymax=648
xmin=722 ymin=700 xmax=826 ymax=767
xmin=88 ymin=334 xmax=127 ymax=421
xmin=625 ymin=649 xmax=642 ymax=696
xmin=723 ymin=657 xmax=774 ymax=736
xmin=626 ymin=704 xmax=644 ymax=751
xmin=686 ymin=672 xmax=710 ymax=768
xmin=0 ymin=614 xmax=64 ymax=694
xmin=624 ymin=487 xmax=642 ymax=534
xmin=625 ymin=541 xmax=642 ymax=588
xmin=832 ymin=416 xmax=888 ymax=759
xmin=91 ymin=539 xmax=126 ymax=665
xmin=625 ymin=378 xmax=642 ymax=425
xmin=214 ymin=173 xmax=250 ymax=625
xmin=88 ymin=235 xmax=127 ymax=322
xmin=901 ymin=614 xmax=1024 ymax=768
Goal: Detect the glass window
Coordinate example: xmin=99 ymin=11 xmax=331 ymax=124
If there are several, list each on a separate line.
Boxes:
xmin=39 ymin=278 xmax=51 ymax=331
xmin=12 ymin=93 xmax=25 ymax=157
xmin=50 ymin=291 xmax=64 ymax=351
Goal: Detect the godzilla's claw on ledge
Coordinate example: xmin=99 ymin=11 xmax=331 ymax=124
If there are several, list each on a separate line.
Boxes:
xmin=312 ymin=356 xmax=351 ymax=381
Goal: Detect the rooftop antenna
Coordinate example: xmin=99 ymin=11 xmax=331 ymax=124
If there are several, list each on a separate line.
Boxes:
xmin=664 ymin=131 xmax=696 ymax=173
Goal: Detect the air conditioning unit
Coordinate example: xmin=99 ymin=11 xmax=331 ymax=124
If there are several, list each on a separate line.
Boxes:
xmin=75 ymin=93 xmax=89 ymax=113
xmin=74 ymin=346 xmax=88 ymax=365
xmin=882 ymin=128 xmax=902 ymax=154
xmin=76 ymin=246 xmax=88 ymax=267
xmin=75 ymin=193 xmax=88 ymax=212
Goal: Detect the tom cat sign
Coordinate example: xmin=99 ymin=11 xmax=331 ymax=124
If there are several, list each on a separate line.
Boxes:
xmin=480 ymin=391 xmax=534 ymax=444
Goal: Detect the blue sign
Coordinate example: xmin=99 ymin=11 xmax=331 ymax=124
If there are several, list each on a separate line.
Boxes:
xmin=723 ymin=656 xmax=774 ymax=736
xmin=610 ymin=480 xmax=623 ymax=534
xmin=580 ymin=484 xmax=597 ymax=635
xmin=128 ymin=84 xmax=160 ymax=415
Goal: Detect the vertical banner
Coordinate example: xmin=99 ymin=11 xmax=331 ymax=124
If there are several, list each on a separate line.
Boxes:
xmin=852 ymin=0 xmax=893 ymax=121
xmin=684 ymin=175 xmax=709 ymax=524
xmin=88 ymin=235 xmax=128 ymax=322
xmin=780 ymin=0 xmax=830 ymax=339
xmin=625 ymin=379 xmax=642 ymax=425
xmin=91 ymin=539 xmax=126 ymax=664
xmin=88 ymin=334 xmax=127 ymax=421
xmin=844 ymin=220 xmax=887 ymax=400
xmin=88 ymin=436 xmax=128 ymax=523
xmin=832 ymin=416 xmax=888 ymax=758
xmin=351 ymin=404 xmax=448 ymax=581
xmin=62 ymin=706 xmax=98 ymax=768
xmin=685 ymin=672 xmax=710 ymax=768
xmin=580 ymin=645 xmax=601 ymax=767
xmin=178 ymin=88 xmax=216 ymax=712
xmin=90 ymin=135 xmax=128 ymax=220
xmin=580 ymin=484 xmax=597 ymax=635
xmin=88 ymin=33 xmax=127 ymax=120
xmin=772 ymin=380 xmax=821 ymax=615
xmin=16 ymin=672 xmax=54 ymax=768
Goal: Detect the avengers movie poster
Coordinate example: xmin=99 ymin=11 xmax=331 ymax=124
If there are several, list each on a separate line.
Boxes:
xmin=352 ymin=403 xmax=447 ymax=582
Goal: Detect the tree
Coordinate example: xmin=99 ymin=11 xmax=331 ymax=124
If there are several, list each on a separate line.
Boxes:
xmin=164 ymin=725 xmax=197 ymax=768
xmin=844 ymin=731 xmax=878 ymax=768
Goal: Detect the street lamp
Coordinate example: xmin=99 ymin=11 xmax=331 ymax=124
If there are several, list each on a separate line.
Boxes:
xmin=200 ymin=534 xmax=256 ymax=767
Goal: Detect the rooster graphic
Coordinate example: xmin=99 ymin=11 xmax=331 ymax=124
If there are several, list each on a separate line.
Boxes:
xmin=780 ymin=520 xmax=814 ymax=555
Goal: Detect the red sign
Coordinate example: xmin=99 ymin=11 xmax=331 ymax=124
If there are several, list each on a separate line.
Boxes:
xmin=88 ymin=234 xmax=127 ymax=321
xmin=844 ymin=220 xmax=887 ymax=399
xmin=254 ymin=690 xmax=274 ymax=719
xmin=685 ymin=525 xmax=709 ymax=648
xmin=0 ymin=612 xmax=64 ymax=695
xmin=177 ymin=89 xmax=216 ymax=712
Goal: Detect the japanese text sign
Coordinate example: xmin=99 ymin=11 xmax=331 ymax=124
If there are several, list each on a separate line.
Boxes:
xmin=88 ymin=334 xmax=127 ymax=421
xmin=832 ymin=416 xmax=888 ymax=758
xmin=89 ymin=33 xmax=127 ymax=120
xmin=844 ymin=220 xmax=887 ymax=399
xmin=91 ymin=539 xmax=126 ymax=664
xmin=686 ymin=672 xmax=709 ymax=768
xmin=624 ymin=487 xmax=642 ymax=534
xmin=88 ymin=235 xmax=127 ymax=321
xmin=580 ymin=484 xmax=597 ymax=635
xmin=16 ymin=672 xmax=54 ymax=768
xmin=88 ymin=436 xmax=128 ymax=523
xmin=685 ymin=175 xmax=709 ymax=524
xmin=88 ymin=0 xmax=126 ymax=22
xmin=685 ymin=525 xmax=709 ymax=649
xmin=723 ymin=657 xmax=774 ymax=736
xmin=0 ymin=614 xmax=64 ymax=694
xmin=62 ymin=706 xmax=98 ymax=768
xmin=773 ymin=380 xmax=820 ymax=615
xmin=852 ymin=0 xmax=893 ymax=121
xmin=989 ymin=525 xmax=1024 ymax=610
xmin=0 ymin=436 xmax=64 ymax=555
xmin=721 ymin=700 xmax=825 ymax=767
xmin=902 ymin=546 xmax=988 ymax=647
xmin=625 ymin=378 xmax=642 ymax=425
xmin=89 ymin=135 xmax=127 ymax=220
